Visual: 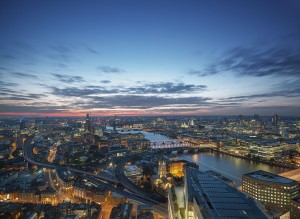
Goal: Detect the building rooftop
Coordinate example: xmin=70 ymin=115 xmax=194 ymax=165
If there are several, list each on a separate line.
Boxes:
xmin=244 ymin=170 xmax=297 ymax=184
xmin=186 ymin=167 xmax=268 ymax=219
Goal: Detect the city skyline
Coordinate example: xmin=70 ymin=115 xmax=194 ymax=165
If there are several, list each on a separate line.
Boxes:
xmin=1 ymin=0 xmax=300 ymax=117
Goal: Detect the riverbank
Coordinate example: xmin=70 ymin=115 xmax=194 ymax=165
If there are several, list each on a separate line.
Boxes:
xmin=178 ymin=152 xmax=289 ymax=186
xmin=211 ymin=148 xmax=295 ymax=170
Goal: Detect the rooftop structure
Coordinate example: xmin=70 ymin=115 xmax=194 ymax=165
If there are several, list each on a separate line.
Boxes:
xmin=184 ymin=167 xmax=268 ymax=219
xmin=244 ymin=170 xmax=296 ymax=184
xmin=279 ymin=168 xmax=300 ymax=182
xmin=243 ymin=170 xmax=299 ymax=217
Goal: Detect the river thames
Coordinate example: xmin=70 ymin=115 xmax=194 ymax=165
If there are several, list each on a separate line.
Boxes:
xmin=117 ymin=129 xmax=290 ymax=186
xmin=178 ymin=152 xmax=289 ymax=186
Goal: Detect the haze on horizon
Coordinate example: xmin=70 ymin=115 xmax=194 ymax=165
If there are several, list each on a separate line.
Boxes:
xmin=0 ymin=0 xmax=300 ymax=117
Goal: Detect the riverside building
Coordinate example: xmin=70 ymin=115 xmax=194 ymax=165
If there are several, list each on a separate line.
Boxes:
xmin=243 ymin=170 xmax=299 ymax=218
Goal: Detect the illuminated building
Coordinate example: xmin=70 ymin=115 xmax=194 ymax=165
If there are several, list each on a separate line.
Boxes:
xmin=243 ymin=170 xmax=299 ymax=215
xmin=184 ymin=167 xmax=268 ymax=219
xmin=158 ymin=160 xmax=167 ymax=178
xmin=291 ymin=198 xmax=300 ymax=219
xmin=169 ymin=161 xmax=185 ymax=178
xmin=73 ymin=183 xmax=109 ymax=204
xmin=0 ymin=162 xmax=28 ymax=171
xmin=249 ymin=143 xmax=285 ymax=161
xmin=110 ymin=203 xmax=132 ymax=219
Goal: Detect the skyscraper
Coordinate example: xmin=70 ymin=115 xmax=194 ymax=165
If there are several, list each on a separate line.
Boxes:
xmin=85 ymin=113 xmax=92 ymax=134
xmin=254 ymin=114 xmax=260 ymax=121
xmin=272 ymin=114 xmax=279 ymax=126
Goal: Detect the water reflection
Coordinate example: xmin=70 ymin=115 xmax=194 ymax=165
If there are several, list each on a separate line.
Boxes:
xmin=179 ymin=152 xmax=288 ymax=186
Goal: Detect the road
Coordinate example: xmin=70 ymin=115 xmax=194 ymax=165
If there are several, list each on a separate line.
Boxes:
xmin=115 ymin=159 xmax=167 ymax=203
xmin=23 ymin=137 xmax=168 ymax=217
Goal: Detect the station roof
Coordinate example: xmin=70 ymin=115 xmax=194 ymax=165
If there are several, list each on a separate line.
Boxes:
xmin=185 ymin=167 xmax=268 ymax=219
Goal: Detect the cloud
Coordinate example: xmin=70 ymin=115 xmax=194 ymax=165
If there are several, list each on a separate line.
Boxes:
xmin=84 ymin=95 xmax=212 ymax=109
xmin=188 ymin=67 xmax=219 ymax=77
xmin=47 ymin=45 xmax=75 ymax=63
xmin=0 ymin=93 xmax=46 ymax=101
xmin=85 ymin=46 xmax=100 ymax=55
xmin=50 ymin=81 xmax=207 ymax=98
xmin=11 ymin=72 xmax=38 ymax=79
xmin=190 ymin=35 xmax=300 ymax=78
xmin=0 ymin=81 xmax=18 ymax=87
xmin=126 ymin=82 xmax=207 ymax=94
xmin=0 ymin=41 xmax=38 ymax=65
xmin=100 ymin=80 xmax=111 ymax=84
xmin=0 ymin=104 xmax=67 ymax=113
xmin=227 ymin=79 xmax=300 ymax=100
xmin=97 ymin=65 xmax=126 ymax=73
xmin=51 ymin=86 xmax=118 ymax=97
xmin=52 ymin=74 xmax=85 ymax=83
xmin=1 ymin=54 xmax=17 ymax=60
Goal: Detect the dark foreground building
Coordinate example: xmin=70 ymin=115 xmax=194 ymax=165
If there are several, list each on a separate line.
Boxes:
xmin=184 ymin=167 xmax=268 ymax=219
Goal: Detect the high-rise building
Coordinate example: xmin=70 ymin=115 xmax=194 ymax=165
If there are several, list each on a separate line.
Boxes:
xmin=183 ymin=167 xmax=268 ymax=219
xmin=272 ymin=114 xmax=279 ymax=126
xmin=239 ymin=114 xmax=244 ymax=123
xmin=243 ymin=170 xmax=299 ymax=216
xmin=113 ymin=120 xmax=117 ymax=133
xmin=254 ymin=114 xmax=260 ymax=121
xmin=20 ymin=121 xmax=25 ymax=130
xmin=85 ymin=113 xmax=92 ymax=134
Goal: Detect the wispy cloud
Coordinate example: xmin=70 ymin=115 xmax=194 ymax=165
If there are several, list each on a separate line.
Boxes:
xmin=52 ymin=73 xmax=85 ymax=83
xmin=227 ymin=79 xmax=300 ymax=100
xmin=126 ymin=82 xmax=207 ymax=94
xmin=50 ymin=81 xmax=207 ymax=97
xmin=0 ymin=93 xmax=46 ymax=101
xmin=97 ymin=65 xmax=126 ymax=73
xmin=0 ymin=80 xmax=18 ymax=87
xmin=11 ymin=72 xmax=38 ymax=79
xmin=75 ymin=95 xmax=212 ymax=109
xmin=189 ymin=35 xmax=300 ymax=78
xmin=100 ymin=80 xmax=111 ymax=84
xmin=85 ymin=46 xmax=100 ymax=55
xmin=51 ymin=86 xmax=118 ymax=97
xmin=0 ymin=104 xmax=67 ymax=113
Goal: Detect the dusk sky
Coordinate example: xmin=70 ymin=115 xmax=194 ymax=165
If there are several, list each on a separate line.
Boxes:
xmin=1 ymin=0 xmax=300 ymax=117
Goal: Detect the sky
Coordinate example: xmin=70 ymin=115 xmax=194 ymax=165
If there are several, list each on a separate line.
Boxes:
xmin=0 ymin=0 xmax=300 ymax=117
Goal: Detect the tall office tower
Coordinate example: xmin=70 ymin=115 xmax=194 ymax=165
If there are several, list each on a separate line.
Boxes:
xmin=238 ymin=114 xmax=244 ymax=123
xmin=272 ymin=114 xmax=279 ymax=126
xmin=113 ymin=120 xmax=117 ymax=133
xmin=183 ymin=167 xmax=268 ymax=219
xmin=85 ymin=113 xmax=92 ymax=134
xmin=254 ymin=114 xmax=260 ymax=121
xmin=158 ymin=160 xmax=167 ymax=178
xmin=243 ymin=170 xmax=298 ymax=217
xmin=20 ymin=120 xmax=26 ymax=130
